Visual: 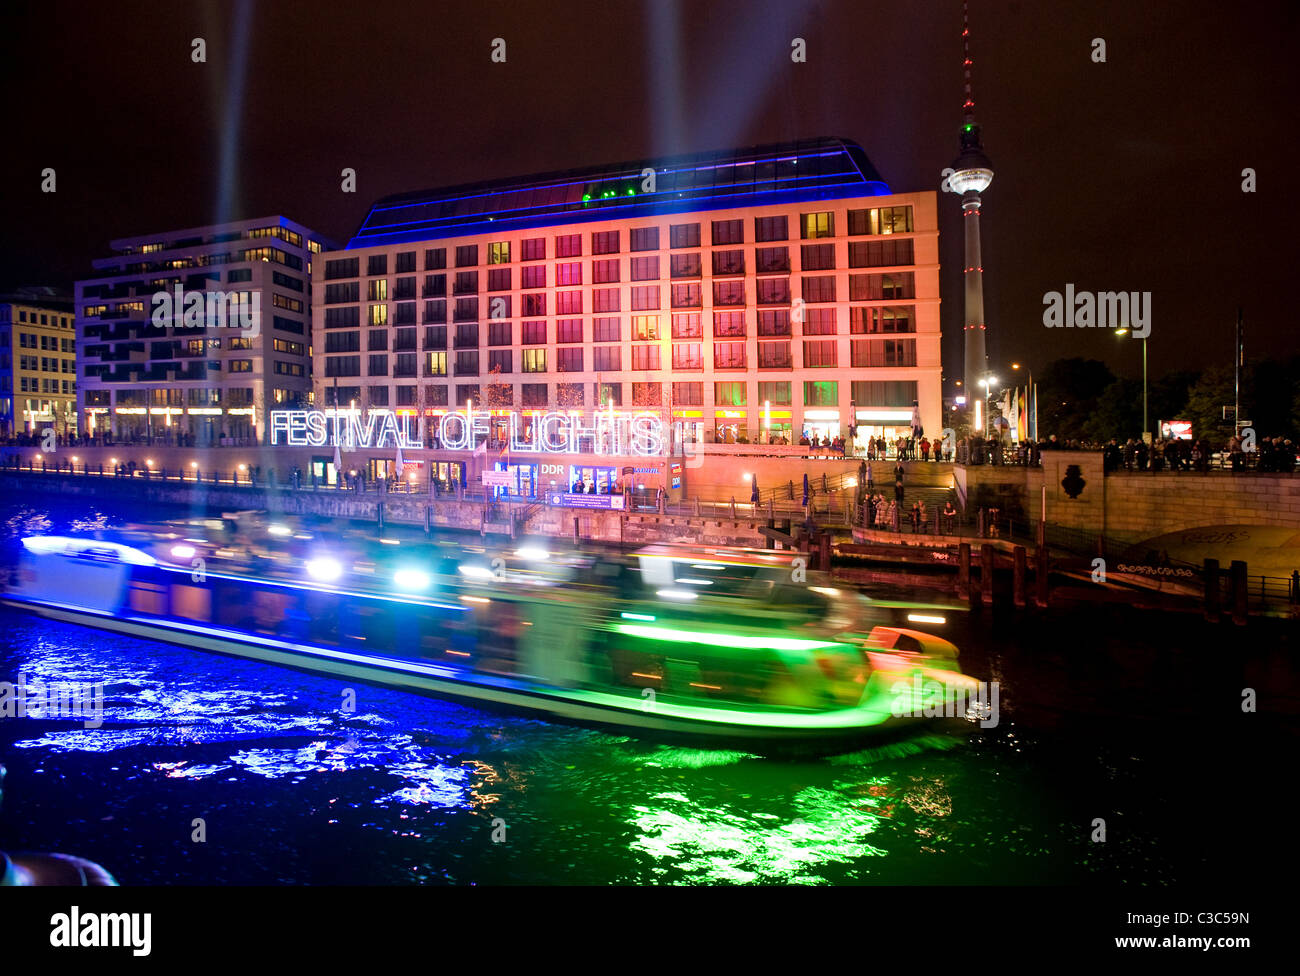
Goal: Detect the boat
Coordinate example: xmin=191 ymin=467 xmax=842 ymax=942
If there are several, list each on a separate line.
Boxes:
xmin=1 ymin=531 xmax=984 ymax=755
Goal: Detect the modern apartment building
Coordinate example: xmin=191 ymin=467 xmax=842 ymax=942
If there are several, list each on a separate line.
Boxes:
xmin=314 ymin=138 xmax=940 ymax=450
xmin=0 ymin=290 xmax=77 ymax=438
xmin=76 ymin=216 xmax=336 ymax=444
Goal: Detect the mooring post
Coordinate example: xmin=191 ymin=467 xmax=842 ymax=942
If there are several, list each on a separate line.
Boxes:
xmin=572 ymin=516 xmax=580 ymax=546
xmin=981 ymin=543 xmax=995 ymax=605
xmin=1230 ymin=560 xmax=1248 ymax=625
xmin=957 ymin=542 xmax=971 ymax=592
xmin=425 ymin=504 xmax=432 ymax=538
xmin=1035 ymin=545 xmax=1050 ymax=608
xmin=1203 ymin=558 xmax=1220 ymax=621
xmin=376 ymin=500 xmax=385 ymax=533
xmin=1013 ymin=545 xmax=1027 ymax=608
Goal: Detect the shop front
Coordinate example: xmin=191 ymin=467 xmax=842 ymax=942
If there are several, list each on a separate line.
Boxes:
xmin=853 ymin=408 xmax=915 ymax=457
xmin=801 ymin=409 xmax=842 ymax=446
xmin=756 ymin=407 xmax=793 ymax=446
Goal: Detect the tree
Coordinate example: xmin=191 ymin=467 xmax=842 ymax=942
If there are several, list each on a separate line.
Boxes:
xmin=1081 ymin=378 xmax=1143 ymax=442
xmin=1035 ymin=358 xmax=1116 ymax=441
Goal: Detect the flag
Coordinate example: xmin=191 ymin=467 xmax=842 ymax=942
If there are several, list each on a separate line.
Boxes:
xmin=333 ymin=442 xmax=343 ymax=475
xmin=395 ymin=444 xmax=405 ymax=471
xmin=474 ymin=439 xmax=487 ymax=456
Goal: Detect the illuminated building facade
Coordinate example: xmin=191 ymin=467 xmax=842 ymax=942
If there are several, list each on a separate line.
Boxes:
xmin=0 ymin=291 xmax=77 ymax=437
xmin=312 ymin=138 xmax=941 ymax=493
xmin=75 ymin=217 xmax=336 ymax=444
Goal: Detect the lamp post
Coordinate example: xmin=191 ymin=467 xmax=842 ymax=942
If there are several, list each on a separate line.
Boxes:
xmin=1115 ymin=328 xmax=1148 ymax=442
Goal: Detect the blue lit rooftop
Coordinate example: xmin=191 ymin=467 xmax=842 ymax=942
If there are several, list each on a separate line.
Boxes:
xmin=347 ymin=137 xmax=890 ymax=249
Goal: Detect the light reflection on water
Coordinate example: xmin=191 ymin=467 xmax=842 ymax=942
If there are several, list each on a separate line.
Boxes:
xmin=0 ymin=496 xmax=1289 ymax=885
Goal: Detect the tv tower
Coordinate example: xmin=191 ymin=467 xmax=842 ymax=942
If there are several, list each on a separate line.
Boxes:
xmin=951 ymin=1 xmax=994 ymax=432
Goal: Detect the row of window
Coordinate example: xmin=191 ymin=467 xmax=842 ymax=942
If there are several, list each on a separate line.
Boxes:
xmin=5 ymin=310 xmax=73 ymax=329
xmin=317 ymin=379 xmax=917 ymax=410
xmin=18 ymin=377 xmax=76 ymax=394
xmin=326 ymin=335 xmax=916 ymax=378
xmin=326 ymin=207 xmax=915 ymax=280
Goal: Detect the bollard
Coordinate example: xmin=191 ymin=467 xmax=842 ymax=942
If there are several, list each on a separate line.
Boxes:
xmin=425 ymin=505 xmax=433 ymax=537
xmin=730 ymin=497 xmax=736 ymax=520
xmin=573 ymin=516 xmax=580 ymax=546
xmin=1013 ymin=546 xmax=1027 ymax=608
xmin=377 ymin=500 xmax=385 ymax=533
xmin=1204 ymin=558 xmax=1220 ymax=621
xmin=981 ymin=544 xmax=995 ymax=605
xmin=957 ymin=542 xmax=971 ymax=592
xmin=1035 ymin=546 xmax=1050 ymax=608
xmin=1230 ymin=560 xmax=1248 ymax=625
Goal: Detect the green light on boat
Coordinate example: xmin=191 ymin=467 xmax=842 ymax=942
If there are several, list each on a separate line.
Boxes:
xmin=615 ymin=623 xmax=839 ymax=653
xmin=620 ymin=612 xmax=656 ymax=621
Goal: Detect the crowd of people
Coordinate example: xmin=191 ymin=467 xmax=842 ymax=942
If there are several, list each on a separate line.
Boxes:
xmin=1100 ymin=434 xmax=1298 ymax=473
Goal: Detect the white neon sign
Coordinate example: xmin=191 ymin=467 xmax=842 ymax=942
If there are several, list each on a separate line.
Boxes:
xmin=268 ymin=408 xmax=666 ymax=456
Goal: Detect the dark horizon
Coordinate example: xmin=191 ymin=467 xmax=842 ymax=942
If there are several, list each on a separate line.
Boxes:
xmin=1 ymin=0 xmax=1294 ymax=385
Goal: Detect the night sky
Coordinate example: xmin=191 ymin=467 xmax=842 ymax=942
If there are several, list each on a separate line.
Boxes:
xmin=1 ymin=0 xmax=1293 ymax=387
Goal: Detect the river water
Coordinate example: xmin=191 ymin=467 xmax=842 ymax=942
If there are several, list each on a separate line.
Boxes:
xmin=0 ymin=495 xmax=1294 ymax=885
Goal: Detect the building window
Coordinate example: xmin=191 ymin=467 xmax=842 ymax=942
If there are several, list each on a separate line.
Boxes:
xmin=367 ymin=255 xmax=388 ymax=276
xmin=523 ymin=293 xmax=547 ymax=317
xmin=324 ymin=283 xmax=359 ymax=304
xmin=851 ymin=380 xmax=917 ymax=407
xmin=425 ymin=352 xmax=447 ymax=376
xmin=631 ymin=345 xmax=660 ymax=370
xmin=593 ymin=259 xmax=620 ymax=284
xmin=803 ymin=380 xmax=838 ymax=406
xmin=368 ymin=354 xmax=389 ymax=376
xmin=423 ymin=299 xmax=447 ymax=324
xmin=454 ymin=298 xmax=479 ymax=322
xmin=456 ymin=384 xmax=480 ymax=405
xmin=670 ymin=253 xmax=701 ymax=278
xmin=522 ymin=382 xmax=548 ymax=406
xmin=523 ymin=349 xmax=547 ymax=373
xmin=487 ymin=268 xmax=511 ymax=291
xmin=488 ymin=322 xmax=512 ymax=346
xmin=488 ymin=350 xmax=512 ymax=373
xmin=593 ymin=346 xmax=621 ymax=371
xmin=455 ymin=245 xmax=479 ymax=267
xmin=396 ymin=251 xmax=416 ymax=273
xmin=630 ymin=286 xmax=659 ymax=311
xmin=671 ymin=313 xmax=701 ymax=338
xmin=556 ymin=348 xmax=583 ymax=373
xmin=801 ymin=276 xmax=836 ymax=303
xmin=424 ymin=325 xmax=448 ymax=349
xmin=849 ymin=239 xmax=915 ymax=268
xmin=713 ymin=342 xmax=746 ymax=369
xmin=847 ymin=205 xmax=914 ymax=236
xmin=593 ymin=317 xmax=620 ymax=342
xmin=367 ymin=279 xmax=387 ymax=301
xmin=672 ymin=343 xmax=702 ymax=370
xmin=325 ymin=356 xmax=360 ymax=377
xmin=556 ymin=319 xmax=583 ymax=344
xmin=712 ymin=250 xmax=744 ymax=276
xmin=711 ymin=219 xmax=743 ymax=245
xmin=454 ymin=323 xmax=479 ymax=347
xmin=754 ymin=215 xmax=789 ymax=242
xmin=803 ymin=307 xmax=837 ymax=335
xmin=850 ymin=271 xmax=915 ymax=301
xmin=757 ymin=309 xmax=790 ymax=336
xmin=325 ymin=331 xmax=360 ymax=353
xmin=756 ymin=278 xmax=791 ymax=305
xmin=758 ymin=381 xmax=791 ymax=405
xmin=369 ymin=304 xmax=388 ymax=326
xmin=630 ymin=227 xmax=660 ymax=252
xmin=454 ymin=351 xmax=480 ymax=376
xmin=755 ymin=247 xmax=790 ymax=273
xmin=713 ymin=311 xmax=745 ymax=337
xmin=521 ymin=238 xmax=546 ymax=261
xmin=396 ymin=386 xmax=418 ymax=407
xmin=368 ymin=386 xmax=390 ymax=406
xmin=426 ymin=385 xmax=450 ymax=406
xmin=802 ymin=339 xmax=837 ymax=368
xmin=595 ymin=382 xmax=621 ymax=407
xmin=555 ymin=234 xmax=582 ymax=258
xmin=486 ymin=295 xmax=511 ymax=319
xmin=488 ymin=241 xmax=510 ymax=264
xmin=670 ymin=223 xmax=701 ymax=249
xmin=556 ymin=291 xmax=582 ymax=315
xmin=631 ymin=315 xmax=659 ymax=340
xmin=800 ymin=211 xmax=834 ymax=239
xmin=856 ymin=338 xmax=915 ymax=368
xmin=800 ymin=243 xmax=835 ymax=271
xmin=521 ymin=264 xmax=547 ymax=288
xmin=326 ymin=257 xmax=360 ymax=280
xmin=715 ymin=382 xmax=746 ymax=406
xmin=557 ymin=262 xmax=582 ymax=286
xmin=757 ymin=342 xmax=792 ymax=369
xmin=593 ymin=288 xmax=620 ymax=313
xmin=712 ymin=281 xmax=746 ymax=306
xmin=671 ymin=283 xmax=702 ymax=308
xmin=592 ymin=231 xmax=620 ymax=255
xmin=630 ymin=256 xmax=660 ymax=281
xmin=369 ymin=330 xmax=388 ymax=351
xmin=454 ymin=270 xmax=478 ymax=294
xmin=424 ymin=248 xmax=447 ymax=270
xmin=850 ymin=306 xmax=915 ymax=334
xmin=522 ymin=320 xmax=547 ymax=344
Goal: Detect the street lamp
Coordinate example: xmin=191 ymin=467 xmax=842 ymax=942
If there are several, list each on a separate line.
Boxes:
xmin=977 ymin=373 xmax=999 ymax=438
xmin=1115 ymin=328 xmax=1148 ymax=442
